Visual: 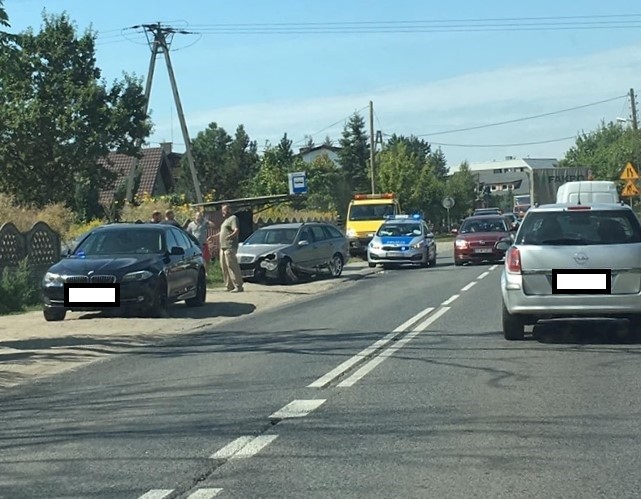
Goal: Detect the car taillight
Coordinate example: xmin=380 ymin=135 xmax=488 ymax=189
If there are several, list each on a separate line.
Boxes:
xmin=506 ymin=246 xmax=521 ymax=274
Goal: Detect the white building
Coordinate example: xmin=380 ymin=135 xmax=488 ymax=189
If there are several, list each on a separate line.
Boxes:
xmin=298 ymin=144 xmax=342 ymax=167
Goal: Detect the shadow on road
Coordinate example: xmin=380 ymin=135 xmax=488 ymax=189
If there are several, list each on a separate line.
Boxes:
xmin=531 ymin=319 xmax=641 ymax=345
xmin=71 ymin=302 xmax=257 ymax=321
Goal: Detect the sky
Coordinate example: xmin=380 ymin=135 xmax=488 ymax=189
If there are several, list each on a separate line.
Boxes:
xmin=4 ymin=0 xmax=641 ymax=169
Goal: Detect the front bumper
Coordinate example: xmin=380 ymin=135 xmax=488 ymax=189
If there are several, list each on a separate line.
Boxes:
xmin=501 ymin=271 xmax=641 ymax=318
xmin=455 ymin=246 xmax=505 ymax=263
xmin=368 ymin=246 xmax=425 ymax=264
xmin=42 ymin=279 xmax=157 ymax=310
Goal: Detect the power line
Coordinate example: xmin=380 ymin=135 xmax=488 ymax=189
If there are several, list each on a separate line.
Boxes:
xmin=291 ymin=106 xmax=369 ymax=147
xmin=429 ymin=136 xmax=577 ymax=148
xmin=392 ymin=95 xmax=628 ymax=137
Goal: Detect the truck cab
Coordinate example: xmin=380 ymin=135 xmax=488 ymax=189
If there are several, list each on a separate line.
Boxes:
xmin=345 ymin=193 xmax=401 ymax=258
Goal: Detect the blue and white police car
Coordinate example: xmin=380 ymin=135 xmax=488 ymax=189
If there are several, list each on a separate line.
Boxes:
xmin=367 ymin=214 xmax=437 ymax=268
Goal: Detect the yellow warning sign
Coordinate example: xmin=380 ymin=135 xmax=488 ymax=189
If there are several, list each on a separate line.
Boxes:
xmin=622 ymin=180 xmax=639 ymax=197
xmin=620 ymin=162 xmax=639 ymax=180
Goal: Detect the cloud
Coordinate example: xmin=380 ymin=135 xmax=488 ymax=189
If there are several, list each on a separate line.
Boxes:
xmin=150 ymin=42 xmax=641 ymax=164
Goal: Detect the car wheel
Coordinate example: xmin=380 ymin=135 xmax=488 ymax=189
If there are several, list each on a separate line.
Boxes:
xmin=279 ymin=258 xmax=298 ymax=285
xmin=502 ymin=302 xmax=525 ymax=340
xmin=185 ymin=270 xmax=206 ymax=307
xmin=43 ymin=308 xmax=66 ymax=322
xmin=329 ymin=253 xmax=344 ymax=277
xmin=419 ymin=252 xmax=429 ymax=268
xmin=429 ymin=249 xmax=437 ymax=267
xmin=147 ymin=277 xmax=168 ymax=317
xmin=454 ymin=258 xmax=463 ymax=266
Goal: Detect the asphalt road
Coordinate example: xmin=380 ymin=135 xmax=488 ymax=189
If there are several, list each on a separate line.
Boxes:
xmin=3 ymin=246 xmax=641 ymax=498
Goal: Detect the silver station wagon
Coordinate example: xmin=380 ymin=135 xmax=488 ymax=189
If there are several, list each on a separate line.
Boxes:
xmin=498 ymin=203 xmax=641 ymax=340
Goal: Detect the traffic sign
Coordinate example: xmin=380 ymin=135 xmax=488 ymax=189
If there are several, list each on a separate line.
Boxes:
xmin=621 ymin=180 xmax=639 ymax=197
xmin=620 ymin=162 xmax=639 ymax=180
xmin=288 ymin=171 xmax=308 ymax=195
xmin=442 ymin=196 xmax=455 ymax=209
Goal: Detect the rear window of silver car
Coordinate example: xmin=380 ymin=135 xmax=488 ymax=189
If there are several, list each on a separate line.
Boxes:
xmin=516 ymin=209 xmax=641 ymax=245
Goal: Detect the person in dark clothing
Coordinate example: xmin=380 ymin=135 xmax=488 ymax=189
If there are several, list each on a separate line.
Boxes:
xmin=161 ymin=209 xmax=182 ymax=228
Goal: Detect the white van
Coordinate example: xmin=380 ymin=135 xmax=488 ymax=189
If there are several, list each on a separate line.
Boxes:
xmin=556 ymin=181 xmax=620 ymax=204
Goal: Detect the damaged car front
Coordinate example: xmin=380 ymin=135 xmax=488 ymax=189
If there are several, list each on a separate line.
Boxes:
xmin=236 ymin=225 xmax=301 ymax=283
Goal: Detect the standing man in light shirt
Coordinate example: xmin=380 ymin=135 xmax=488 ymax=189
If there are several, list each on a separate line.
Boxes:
xmin=219 ymin=204 xmax=244 ymax=292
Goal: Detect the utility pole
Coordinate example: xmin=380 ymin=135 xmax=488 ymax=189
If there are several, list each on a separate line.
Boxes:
xmin=125 ymin=23 xmax=203 ymax=204
xmin=630 ymin=88 xmax=638 ymax=131
xmin=369 ymin=100 xmax=376 ymax=194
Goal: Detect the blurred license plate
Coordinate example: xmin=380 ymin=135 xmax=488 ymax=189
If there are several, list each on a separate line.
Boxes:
xmin=386 ymin=251 xmax=404 ymax=258
xmin=242 ymin=269 xmax=255 ymax=278
xmin=475 ymin=248 xmax=493 ymax=253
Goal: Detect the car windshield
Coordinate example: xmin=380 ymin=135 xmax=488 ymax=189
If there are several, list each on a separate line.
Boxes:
xmin=74 ymin=229 xmax=164 ymax=255
xmin=460 ymin=217 xmax=507 ymax=233
xmin=516 ymin=209 xmax=641 ymax=245
xmin=378 ymin=223 xmax=422 ymax=237
xmin=243 ymin=228 xmax=298 ymax=245
xmin=348 ymin=204 xmax=395 ymax=221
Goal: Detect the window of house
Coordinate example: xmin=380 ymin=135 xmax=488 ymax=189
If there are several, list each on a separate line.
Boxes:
xmin=493 ymin=169 xmax=502 ymax=174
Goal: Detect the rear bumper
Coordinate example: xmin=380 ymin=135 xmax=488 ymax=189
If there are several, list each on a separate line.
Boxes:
xmin=455 ymin=248 xmax=505 ymax=262
xmin=501 ymin=271 xmax=641 ymax=317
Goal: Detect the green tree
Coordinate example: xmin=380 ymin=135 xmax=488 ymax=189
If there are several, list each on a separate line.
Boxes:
xmin=338 ymin=113 xmax=370 ymax=193
xmin=0 ymin=12 xmax=150 ymax=219
xmin=560 ymin=120 xmax=641 ymax=180
xmin=323 ymin=135 xmax=333 ymax=147
xmin=226 ymin=124 xmax=260 ymax=198
xmin=0 ymin=0 xmax=9 ymax=28
xmin=305 ymin=154 xmax=351 ymax=213
xmin=445 ymin=161 xmax=477 ymax=220
xmin=178 ymin=122 xmax=232 ymax=201
xmin=428 ymin=147 xmax=449 ymax=178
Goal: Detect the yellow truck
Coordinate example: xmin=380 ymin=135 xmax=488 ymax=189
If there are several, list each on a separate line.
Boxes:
xmin=344 ymin=193 xmax=402 ymax=258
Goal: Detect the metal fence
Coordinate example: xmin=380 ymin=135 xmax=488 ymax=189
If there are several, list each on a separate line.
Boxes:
xmin=0 ymin=221 xmax=61 ymax=282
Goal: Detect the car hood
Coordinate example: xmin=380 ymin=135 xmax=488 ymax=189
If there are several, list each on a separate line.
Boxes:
xmin=374 ymin=236 xmax=422 ymax=246
xmin=48 ymin=255 xmax=159 ymax=276
xmin=457 ymin=232 xmax=509 ymax=242
xmin=237 ymin=244 xmax=292 ymax=258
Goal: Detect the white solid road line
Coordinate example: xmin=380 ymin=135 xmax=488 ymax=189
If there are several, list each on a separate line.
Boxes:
xmin=442 ymin=294 xmax=459 ymax=306
xmin=187 ymin=488 xmax=224 ymax=499
xmin=337 ymin=307 xmax=450 ymax=388
xmin=139 ymin=490 xmax=173 ymax=499
xmin=270 ymin=399 xmax=326 ymax=419
xmin=477 ymin=271 xmax=490 ymax=280
xmin=308 ymin=307 xmax=435 ymax=388
xmin=461 ymin=281 xmax=477 ymax=291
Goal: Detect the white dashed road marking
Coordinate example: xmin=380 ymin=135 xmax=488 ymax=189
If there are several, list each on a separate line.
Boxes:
xmin=461 ymin=281 xmax=477 ymax=291
xmin=308 ymin=307 xmax=435 ymax=388
xmin=187 ymin=488 xmax=224 ymax=498
xmin=337 ymin=307 xmax=450 ymax=388
xmin=270 ymin=399 xmax=326 ymax=419
xmin=489 ymin=264 xmax=499 ymax=270
xmin=211 ymin=435 xmax=279 ymax=460
xmin=477 ymin=271 xmax=490 ymax=280
xmin=442 ymin=294 xmax=459 ymax=306
xmin=138 ymin=490 xmax=173 ymax=499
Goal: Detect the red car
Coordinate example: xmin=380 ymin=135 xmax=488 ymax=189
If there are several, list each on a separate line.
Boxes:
xmin=453 ymin=215 xmax=514 ymax=266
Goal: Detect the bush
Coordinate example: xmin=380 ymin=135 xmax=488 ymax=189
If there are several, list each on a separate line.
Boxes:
xmin=120 ymin=192 xmax=194 ymax=225
xmin=0 ymin=259 xmax=41 ymax=315
xmin=0 ymin=194 xmax=76 ymax=236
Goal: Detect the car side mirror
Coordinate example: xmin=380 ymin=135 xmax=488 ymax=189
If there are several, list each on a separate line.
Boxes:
xmin=426 ymin=232 xmax=434 ymax=239
xmin=451 ymin=228 xmax=458 ymax=235
xmin=496 ymin=240 xmax=512 ymax=252
xmin=298 ymin=240 xmax=310 ymax=247
xmin=170 ymin=246 xmax=185 ymax=256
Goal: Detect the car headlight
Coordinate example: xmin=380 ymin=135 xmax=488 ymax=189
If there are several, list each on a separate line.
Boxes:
xmin=346 ymin=228 xmax=356 ymax=238
xmin=122 ymin=270 xmax=154 ymax=282
xmin=411 ymin=241 xmax=425 ymax=249
xmin=43 ymin=272 xmax=64 ymax=287
xmin=455 ymin=239 xmax=469 ymax=249
xmin=369 ymin=242 xmax=381 ymax=250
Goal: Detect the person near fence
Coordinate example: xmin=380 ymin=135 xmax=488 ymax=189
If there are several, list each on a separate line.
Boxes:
xmin=219 ymin=204 xmax=244 ymax=292
xmin=186 ymin=211 xmax=215 ymax=263
xmin=150 ymin=210 xmax=162 ymax=223
xmin=161 ymin=209 xmax=183 ymax=228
